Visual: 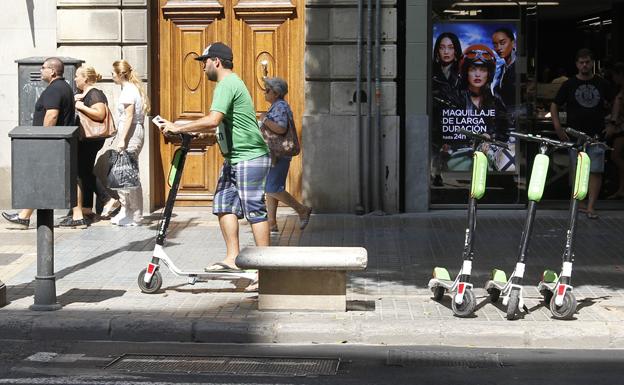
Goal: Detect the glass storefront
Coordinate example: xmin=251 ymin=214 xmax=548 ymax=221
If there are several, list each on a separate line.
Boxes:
xmin=429 ymin=0 xmax=624 ymax=210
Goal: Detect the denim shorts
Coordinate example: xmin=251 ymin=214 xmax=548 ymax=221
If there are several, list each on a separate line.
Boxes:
xmin=265 ymin=156 xmax=291 ymax=193
xmin=570 ymin=145 xmax=605 ymax=174
xmin=212 ymin=154 xmax=271 ymax=223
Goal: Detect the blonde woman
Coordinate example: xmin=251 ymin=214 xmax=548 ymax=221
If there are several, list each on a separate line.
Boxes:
xmin=104 ymin=60 xmax=149 ymax=226
xmin=60 ymin=66 xmax=108 ymax=228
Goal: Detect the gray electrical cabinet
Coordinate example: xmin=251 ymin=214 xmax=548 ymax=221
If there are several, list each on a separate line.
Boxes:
xmin=8 ymin=126 xmax=78 ymax=209
xmin=15 ymin=57 xmax=84 ymax=126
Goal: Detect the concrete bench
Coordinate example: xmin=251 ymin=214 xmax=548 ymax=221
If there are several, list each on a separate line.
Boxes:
xmin=236 ymin=246 xmax=368 ymax=311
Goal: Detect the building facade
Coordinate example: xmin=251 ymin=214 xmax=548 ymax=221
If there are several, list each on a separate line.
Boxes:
xmin=0 ymin=0 xmax=621 ymax=214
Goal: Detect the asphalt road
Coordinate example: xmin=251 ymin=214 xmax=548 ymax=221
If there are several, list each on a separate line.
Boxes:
xmin=0 ymin=341 xmax=623 ymax=384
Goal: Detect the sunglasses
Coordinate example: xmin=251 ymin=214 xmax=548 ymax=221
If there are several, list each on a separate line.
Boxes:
xmin=464 ymin=49 xmax=494 ymax=62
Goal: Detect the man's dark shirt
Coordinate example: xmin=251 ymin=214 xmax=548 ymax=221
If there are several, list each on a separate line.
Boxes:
xmin=554 ymin=76 xmax=612 ymax=137
xmin=33 ymin=77 xmax=75 ymax=126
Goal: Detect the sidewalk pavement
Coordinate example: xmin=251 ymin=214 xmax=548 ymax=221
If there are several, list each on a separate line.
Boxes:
xmin=1 ymin=208 xmax=624 ymax=349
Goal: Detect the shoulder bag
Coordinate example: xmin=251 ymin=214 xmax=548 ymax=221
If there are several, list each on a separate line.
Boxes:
xmin=78 ymin=105 xmax=117 ymax=140
xmin=260 ymin=109 xmax=300 ymax=158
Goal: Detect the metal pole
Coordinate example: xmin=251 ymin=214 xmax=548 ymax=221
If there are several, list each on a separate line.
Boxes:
xmin=366 ymin=0 xmax=373 ymax=212
xmin=374 ymin=0 xmax=383 ymax=212
xmin=30 ymin=209 xmax=61 ymax=311
xmin=355 ymin=0 xmax=365 ymax=215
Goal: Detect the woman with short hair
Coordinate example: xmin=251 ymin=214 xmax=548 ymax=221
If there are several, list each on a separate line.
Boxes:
xmin=260 ymin=77 xmax=312 ymax=233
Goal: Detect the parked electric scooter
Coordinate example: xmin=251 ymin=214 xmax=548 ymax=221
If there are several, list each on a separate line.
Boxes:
xmin=428 ymin=128 xmax=509 ymax=317
xmin=138 ymin=133 xmax=256 ymax=294
xmin=484 ymin=132 xmax=574 ymax=320
xmin=536 ymin=127 xmax=609 ymax=319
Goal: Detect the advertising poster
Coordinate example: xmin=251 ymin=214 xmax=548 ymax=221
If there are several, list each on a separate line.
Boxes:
xmin=431 ymin=21 xmax=519 ymax=181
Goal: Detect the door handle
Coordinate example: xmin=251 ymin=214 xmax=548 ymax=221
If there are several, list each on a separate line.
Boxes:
xmin=260 ymin=60 xmax=269 ymax=79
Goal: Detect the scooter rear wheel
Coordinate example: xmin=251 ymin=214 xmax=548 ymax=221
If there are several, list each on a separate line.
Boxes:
xmin=506 ymin=289 xmax=521 ymax=320
xmin=540 ymin=289 xmax=553 ymax=305
xmin=488 ymin=288 xmax=501 ymax=303
xmin=432 ymin=286 xmax=445 ymax=301
xmin=550 ymin=291 xmax=577 ymax=320
xmin=452 ymin=288 xmax=476 ymax=317
xmin=138 ymin=268 xmax=163 ymax=294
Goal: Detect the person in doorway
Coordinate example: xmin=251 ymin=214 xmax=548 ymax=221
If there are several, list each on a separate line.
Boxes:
xmin=58 ymin=65 xmax=109 ymax=229
xmin=551 ymin=48 xmax=613 ymax=219
xmin=605 ymin=63 xmax=624 ymax=199
xmin=260 ymin=77 xmax=312 ymax=233
xmin=160 ymin=42 xmax=271 ymax=280
xmin=491 ymin=27 xmax=517 ymax=109
xmin=2 ymin=57 xmax=74 ymax=230
xmin=104 ymin=60 xmax=149 ymax=226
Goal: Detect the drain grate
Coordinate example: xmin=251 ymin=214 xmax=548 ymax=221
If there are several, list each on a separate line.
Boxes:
xmin=106 ymin=354 xmax=340 ymax=376
xmin=387 ymin=350 xmax=503 ymax=368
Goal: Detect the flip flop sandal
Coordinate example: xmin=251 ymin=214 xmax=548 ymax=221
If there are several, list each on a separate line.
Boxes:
xmin=204 ymin=262 xmax=241 ymax=272
xmin=299 ymin=207 xmax=312 ymax=230
xmin=587 ymin=212 xmax=599 ymax=219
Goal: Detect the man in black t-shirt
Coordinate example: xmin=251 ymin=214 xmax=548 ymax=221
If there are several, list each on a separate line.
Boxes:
xmin=551 ymin=48 xmax=613 ymax=219
xmin=2 ymin=57 xmax=75 ymax=229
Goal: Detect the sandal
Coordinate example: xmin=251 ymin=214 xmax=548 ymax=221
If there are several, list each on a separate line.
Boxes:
xmin=244 ymin=281 xmax=258 ymax=292
xmin=587 ymin=211 xmax=599 ymax=219
xmin=299 ymin=207 xmax=312 ymax=230
xmin=204 ymin=262 xmax=241 ymax=272
xmin=100 ymin=200 xmax=121 ymax=220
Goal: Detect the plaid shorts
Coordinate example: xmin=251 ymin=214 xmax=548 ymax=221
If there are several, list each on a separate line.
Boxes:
xmin=213 ymin=154 xmax=271 ymax=224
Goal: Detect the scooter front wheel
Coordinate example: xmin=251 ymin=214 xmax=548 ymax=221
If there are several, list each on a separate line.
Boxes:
xmin=138 ymin=268 xmax=163 ymax=294
xmin=506 ymin=289 xmax=521 ymax=320
xmin=452 ymin=288 xmax=476 ymax=317
xmin=550 ymin=291 xmax=577 ymax=320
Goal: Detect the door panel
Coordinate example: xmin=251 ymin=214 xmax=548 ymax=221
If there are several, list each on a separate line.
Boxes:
xmin=155 ymin=0 xmax=303 ymax=206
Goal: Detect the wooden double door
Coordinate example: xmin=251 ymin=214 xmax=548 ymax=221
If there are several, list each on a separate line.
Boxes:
xmin=154 ymin=0 xmax=304 ymax=206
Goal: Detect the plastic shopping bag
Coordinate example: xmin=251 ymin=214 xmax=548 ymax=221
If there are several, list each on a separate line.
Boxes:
xmin=107 ymin=150 xmax=140 ymax=189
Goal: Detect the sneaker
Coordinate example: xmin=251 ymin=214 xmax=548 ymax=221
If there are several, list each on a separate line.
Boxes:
xmin=1 ymin=212 xmax=29 ymax=230
xmin=116 ymin=216 xmax=138 ymax=227
xmin=59 ymin=217 xmax=88 ymax=229
xmin=111 ymin=208 xmax=127 ymax=225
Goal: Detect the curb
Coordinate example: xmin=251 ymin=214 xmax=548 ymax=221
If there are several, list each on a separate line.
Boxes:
xmin=1 ymin=314 xmax=624 ymax=349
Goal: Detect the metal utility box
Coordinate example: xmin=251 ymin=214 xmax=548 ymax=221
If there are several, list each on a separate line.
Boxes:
xmin=8 ymin=126 xmax=79 ymax=209
xmin=15 ymin=57 xmax=83 ymax=126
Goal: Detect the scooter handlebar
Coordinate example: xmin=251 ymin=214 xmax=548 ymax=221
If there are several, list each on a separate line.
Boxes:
xmin=564 ymin=127 xmax=591 ymax=142
xmin=510 ymin=131 xmax=575 ymax=149
xmin=456 ymin=128 xmax=509 ymax=149
xmin=564 ymin=127 xmax=612 ymax=150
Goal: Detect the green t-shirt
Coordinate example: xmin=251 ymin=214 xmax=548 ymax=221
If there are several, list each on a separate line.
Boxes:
xmin=210 ymin=73 xmax=269 ymax=164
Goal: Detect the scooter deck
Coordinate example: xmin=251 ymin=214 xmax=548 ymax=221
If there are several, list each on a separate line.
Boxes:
xmin=537 ymin=281 xmax=555 ymax=292
xmin=484 ymin=279 xmax=506 ymax=291
xmin=174 ymin=270 xmax=257 ymax=281
xmin=428 ymin=278 xmax=454 ymax=290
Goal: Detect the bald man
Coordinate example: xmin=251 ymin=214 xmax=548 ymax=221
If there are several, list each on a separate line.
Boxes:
xmin=2 ymin=57 xmax=75 ymax=229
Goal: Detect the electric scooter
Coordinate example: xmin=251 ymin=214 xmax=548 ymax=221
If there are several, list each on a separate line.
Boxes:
xmin=484 ymin=132 xmax=574 ymax=320
xmin=536 ymin=127 xmax=609 ymax=319
xmin=138 ymin=133 xmax=256 ymax=294
xmin=428 ymin=128 xmax=509 ymax=317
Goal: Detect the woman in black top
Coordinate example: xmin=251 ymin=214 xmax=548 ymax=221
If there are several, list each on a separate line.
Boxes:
xmin=60 ymin=66 xmax=108 ymax=228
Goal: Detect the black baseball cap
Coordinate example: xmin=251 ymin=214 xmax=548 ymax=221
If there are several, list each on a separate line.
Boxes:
xmin=195 ymin=42 xmax=233 ymax=61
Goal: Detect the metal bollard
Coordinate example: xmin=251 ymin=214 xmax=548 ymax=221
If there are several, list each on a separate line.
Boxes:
xmin=29 ymin=209 xmax=61 ymax=311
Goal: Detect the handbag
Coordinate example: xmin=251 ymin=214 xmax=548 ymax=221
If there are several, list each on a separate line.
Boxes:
xmin=78 ymin=105 xmax=117 ymax=140
xmin=260 ymin=108 xmax=300 ymax=158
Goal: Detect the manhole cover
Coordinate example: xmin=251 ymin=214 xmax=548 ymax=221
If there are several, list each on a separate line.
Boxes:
xmin=387 ymin=350 xmax=503 ymax=368
xmin=106 ymin=354 xmax=340 ymax=376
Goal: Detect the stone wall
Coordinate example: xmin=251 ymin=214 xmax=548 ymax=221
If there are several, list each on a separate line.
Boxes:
xmin=303 ymin=0 xmax=400 ymax=213
xmin=404 ymin=0 xmax=429 ymax=212
xmin=0 ymin=0 xmax=58 ymax=209
xmin=0 ymin=0 xmax=153 ymax=212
